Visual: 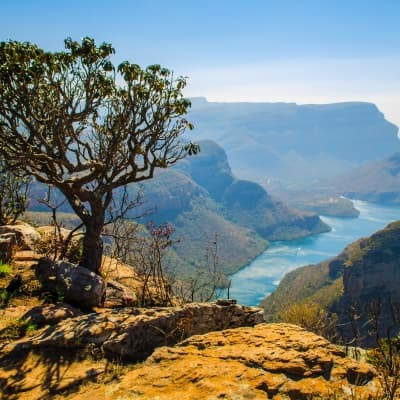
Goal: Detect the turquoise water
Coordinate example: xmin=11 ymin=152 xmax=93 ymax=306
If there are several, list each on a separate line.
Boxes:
xmin=229 ymin=200 xmax=400 ymax=306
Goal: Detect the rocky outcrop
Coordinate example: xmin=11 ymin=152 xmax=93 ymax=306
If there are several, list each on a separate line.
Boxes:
xmin=65 ymin=323 xmax=379 ymax=400
xmin=35 ymin=258 xmax=106 ymax=308
xmin=1 ymin=302 xmax=264 ymax=361
xmin=335 ymin=221 xmax=400 ymax=346
xmin=0 ymin=223 xmax=41 ymax=250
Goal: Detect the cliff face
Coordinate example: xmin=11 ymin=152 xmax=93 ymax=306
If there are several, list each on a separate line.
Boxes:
xmin=261 ymin=221 xmax=400 ymax=347
xmin=335 ymin=221 xmax=400 ymax=346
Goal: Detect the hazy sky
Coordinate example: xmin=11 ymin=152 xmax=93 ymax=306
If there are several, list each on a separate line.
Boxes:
xmin=2 ymin=0 xmax=400 ymax=126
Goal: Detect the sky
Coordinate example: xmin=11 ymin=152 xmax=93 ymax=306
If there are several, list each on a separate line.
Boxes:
xmin=2 ymin=0 xmax=400 ymax=126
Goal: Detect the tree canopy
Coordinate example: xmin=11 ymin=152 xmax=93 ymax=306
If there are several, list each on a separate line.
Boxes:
xmin=0 ymin=37 xmax=198 ymax=272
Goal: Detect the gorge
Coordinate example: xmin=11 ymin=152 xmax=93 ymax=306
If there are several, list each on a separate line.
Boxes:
xmin=230 ymin=200 xmax=400 ymax=306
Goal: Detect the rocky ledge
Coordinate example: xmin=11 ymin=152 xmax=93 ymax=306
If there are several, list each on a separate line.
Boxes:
xmin=1 ymin=301 xmax=264 ymax=361
xmin=66 ymin=323 xmax=379 ymax=400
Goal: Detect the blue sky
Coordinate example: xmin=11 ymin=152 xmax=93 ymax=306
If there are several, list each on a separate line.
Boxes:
xmin=2 ymin=0 xmax=400 ymax=126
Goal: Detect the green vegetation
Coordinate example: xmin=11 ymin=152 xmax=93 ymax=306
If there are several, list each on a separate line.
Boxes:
xmin=0 ymin=261 xmax=12 ymax=277
xmin=368 ymin=336 xmax=400 ymax=399
xmin=260 ymin=259 xmax=344 ymax=321
xmin=0 ymin=160 xmax=30 ymax=225
xmin=0 ymin=318 xmax=37 ymax=341
xmin=0 ymin=37 xmax=198 ymax=274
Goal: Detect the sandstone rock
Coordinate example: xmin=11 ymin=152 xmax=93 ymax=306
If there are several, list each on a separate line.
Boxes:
xmin=0 ymin=232 xmax=16 ymax=263
xmin=0 ymin=223 xmax=41 ymax=251
xmin=35 ymin=257 xmax=106 ymax=308
xmin=22 ymin=303 xmax=83 ymax=327
xmin=65 ymin=323 xmax=379 ymax=400
xmin=104 ymin=279 xmax=138 ymax=308
xmin=3 ymin=302 xmax=264 ymax=360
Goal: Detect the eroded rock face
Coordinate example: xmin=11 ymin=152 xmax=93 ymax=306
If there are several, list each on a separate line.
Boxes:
xmin=2 ymin=302 xmax=264 ymax=361
xmin=35 ymin=258 xmax=106 ymax=308
xmin=67 ymin=323 xmax=379 ymax=400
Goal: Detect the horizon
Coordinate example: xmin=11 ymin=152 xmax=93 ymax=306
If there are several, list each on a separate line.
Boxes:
xmin=2 ymin=0 xmax=399 ymax=127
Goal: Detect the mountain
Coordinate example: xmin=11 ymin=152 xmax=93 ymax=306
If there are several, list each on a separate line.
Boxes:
xmin=187 ymin=98 xmax=399 ymax=184
xmin=260 ymin=221 xmax=400 ymax=346
xmin=328 ymin=152 xmax=400 ymax=204
xmin=134 ymin=140 xmax=329 ymax=274
xmin=26 ymin=141 xmax=329 ymax=276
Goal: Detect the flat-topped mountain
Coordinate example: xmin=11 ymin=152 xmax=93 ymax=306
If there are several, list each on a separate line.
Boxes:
xmin=188 ymin=98 xmax=399 ymax=184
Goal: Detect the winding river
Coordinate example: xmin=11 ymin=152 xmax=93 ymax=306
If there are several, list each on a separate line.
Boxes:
xmin=229 ymin=200 xmax=400 ymax=306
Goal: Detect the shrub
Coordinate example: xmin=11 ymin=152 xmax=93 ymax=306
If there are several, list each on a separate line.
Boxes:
xmin=0 ymin=261 xmax=12 ymax=277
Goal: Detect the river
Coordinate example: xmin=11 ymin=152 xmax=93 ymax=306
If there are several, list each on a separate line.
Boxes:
xmin=229 ymin=200 xmax=400 ymax=306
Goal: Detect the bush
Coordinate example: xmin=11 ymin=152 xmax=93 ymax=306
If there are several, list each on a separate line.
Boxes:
xmin=0 ymin=261 xmax=12 ymax=277
xmin=278 ymin=302 xmax=338 ymax=340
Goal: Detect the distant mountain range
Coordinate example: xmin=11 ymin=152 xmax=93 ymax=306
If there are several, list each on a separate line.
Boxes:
xmin=187 ymin=98 xmax=399 ymax=185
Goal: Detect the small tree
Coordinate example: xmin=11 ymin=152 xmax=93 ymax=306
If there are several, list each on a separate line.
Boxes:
xmin=0 ymin=37 xmax=198 ymax=272
xmin=0 ymin=160 xmax=30 ymax=225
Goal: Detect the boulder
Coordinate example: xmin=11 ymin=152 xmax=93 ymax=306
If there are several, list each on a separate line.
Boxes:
xmin=104 ymin=279 xmax=138 ymax=308
xmin=0 ymin=223 xmax=41 ymax=251
xmin=35 ymin=257 xmax=106 ymax=308
xmin=0 ymin=232 xmax=16 ymax=263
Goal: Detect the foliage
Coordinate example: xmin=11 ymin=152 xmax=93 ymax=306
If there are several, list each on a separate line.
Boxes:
xmin=278 ymin=302 xmax=338 ymax=340
xmin=0 ymin=160 xmax=30 ymax=225
xmin=0 ymin=317 xmax=37 ymax=341
xmin=368 ymin=336 xmax=400 ymax=400
xmin=0 ymin=261 xmax=12 ymax=277
xmin=0 ymin=37 xmax=198 ymax=273
xmin=0 ymin=288 xmax=10 ymax=308
xmin=175 ymin=234 xmax=230 ymax=303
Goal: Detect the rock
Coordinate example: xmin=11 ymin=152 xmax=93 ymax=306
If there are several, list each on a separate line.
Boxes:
xmin=22 ymin=303 xmax=83 ymax=327
xmin=65 ymin=323 xmax=379 ymax=400
xmin=35 ymin=257 xmax=106 ymax=308
xmin=0 ymin=232 xmax=16 ymax=263
xmin=104 ymin=279 xmax=138 ymax=308
xmin=3 ymin=302 xmax=264 ymax=360
xmin=0 ymin=223 xmax=41 ymax=251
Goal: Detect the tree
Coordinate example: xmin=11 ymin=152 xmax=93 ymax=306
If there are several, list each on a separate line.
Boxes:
xmin=0 ymin=159 xmax=30 ymax=225
xmin=0 ymin=37 xmax=198 ymax=273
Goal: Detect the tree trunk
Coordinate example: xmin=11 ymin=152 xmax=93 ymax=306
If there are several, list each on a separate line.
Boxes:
xmin=80 ymin=215 xmax=105 ymax=273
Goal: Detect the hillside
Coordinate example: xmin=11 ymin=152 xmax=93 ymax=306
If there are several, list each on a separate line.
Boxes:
xmin=27 ymin=141 xmax=329 ymax=276
xmin=328 ymin=152 xmax=400 ymax=204
xmin=260 ymin=221 xmax=400 ymax=346
xmin=136 ymin=141 xmax=329 ymax=274
xmin=188 ymin=98 xmax=399 ymax=184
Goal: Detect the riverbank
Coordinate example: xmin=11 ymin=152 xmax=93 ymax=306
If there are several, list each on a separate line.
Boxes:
xmin=229 ymin=200 xmax=400 ymax=306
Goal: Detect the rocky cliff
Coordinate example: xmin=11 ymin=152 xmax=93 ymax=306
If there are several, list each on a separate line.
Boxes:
xmin=261 ymin=221 xmax=400 ymax=347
